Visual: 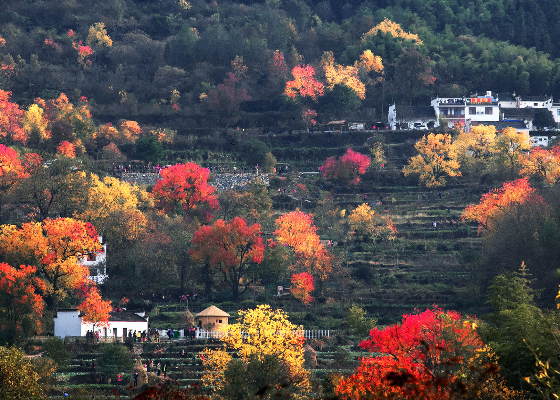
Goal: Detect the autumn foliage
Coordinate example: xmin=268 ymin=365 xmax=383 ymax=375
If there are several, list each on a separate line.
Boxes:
xmin=77 ymin=286 xmax=112 ymax=329
xmin=152 ymin=163 xmax=219 ymax=218
xmin=462 ymin=178 xmax=540 ymax=233
xmin=190 ymin=217 xmax=264 ymax=300
xmin=201 ymin=305 xmax=309 ymax=394
xmin=336 ymin=307 xmax=515 ymax=400
xmin=284 ymin=65 xmax=325 ymax=101
xmin=290 ymin=272 xmax=314 ymax=304
xmin=321 ymin=148 xmax=371 ymax=185
xmin=0 ymin=90 xmax=26 ymax=144
xmin=0 ymin=218 xmax=102 ymax=307
xmin=347 ymin=203 xmax=397 ymax=243
xmin=403 ymin=133 xmax=461 ymax=187
xmin=0 ymin=145 xmax=30 ymax=195
xmin=362 ymin=18 xmax=423 ymax=44
xmin=274 ymin=209 xmax=333 ymax=279
xmin=0 ymin=263 xmax=46 ymax=338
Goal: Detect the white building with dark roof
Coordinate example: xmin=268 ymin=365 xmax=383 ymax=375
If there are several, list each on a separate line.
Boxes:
xmin=54 ymin=309 xmax=149 ymax=340
xmin=388 ymin=105 xmax=438 ymax=130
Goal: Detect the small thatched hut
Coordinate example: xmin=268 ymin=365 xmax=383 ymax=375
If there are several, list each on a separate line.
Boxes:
xmin=196 ymin=305 xmax=230 ymax=330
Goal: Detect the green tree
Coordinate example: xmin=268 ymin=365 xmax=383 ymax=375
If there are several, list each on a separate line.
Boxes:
xmin=135 ymin=136 xmax=163 ymax=164
xmin=0 ymin=346 xmax=43 ymax=400
xmin=239 ymin=139 xmax=270 ymax=170
xmin=317 ymin=84 xmax=361 ymax=119
xmin=346 ymin=304 xmax=376 ymax=338
xmin=43 ymin=337 xmax=70 ymax=371
xmin=480 ymin=264 xmax=560 ymax=391
xmin=220 ymin=354 xmax=295 ymax=400
xmin=97 ymin=343 xmax=134 ymax=381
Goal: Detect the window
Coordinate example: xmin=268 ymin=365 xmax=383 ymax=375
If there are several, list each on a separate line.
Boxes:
xmin=556 ymin=110 xmax=560 ymax=116
xmin=485 ymin=107 xmax=493 ymax=115
xmin=469 ymin=107 xmax=476 ymax=115
xmin=534 ymin=103 xmax=538 ymax=106
xmin=219 ymin=319 xmax=222 ymax=324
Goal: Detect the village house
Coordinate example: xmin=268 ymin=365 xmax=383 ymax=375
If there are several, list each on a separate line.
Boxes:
xmin=79 ymin=236 xmax=108 ymax=285
xmin=390 ymin=91 xmax=558 ymax=133
xmin=54 ymin=309 xmax=149 ymax=340
xmin=388 ymin=105 xmax=438 ymax=130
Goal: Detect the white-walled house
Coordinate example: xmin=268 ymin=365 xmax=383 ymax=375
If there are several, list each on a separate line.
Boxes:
xmin=518 ymin=95 xmax=553 ymax=109
xmin=430 ymin=92 xmax=500 ymax=129
xmin=54 ymin=309 xmax=148 ymax=340
xmin=388 ymin=105 xmax=438 ymax=130
xmin=79 ymin=236 xmax=108 ymax=284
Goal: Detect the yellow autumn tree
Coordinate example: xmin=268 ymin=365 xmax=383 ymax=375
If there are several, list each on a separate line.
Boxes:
xmin=403 ymin=133 xmax=461 ymax=187
xmin=73 ymin=173 xmax=149 ymax=244
xmin=119 ymin=120 xmax=142 ymax=144
xmin=201 ymin=305 xmax=310 ymax=395
xmin=453 ymin=125 xmax=497 ymax=180
xmin=23 ymin=103 xmax=50 ymax=143
xmin=322 ymin=52 xmax=366 ymax=99
xmin=362 ymin=18 xmax=423 ymax=44
xmin=86 ymin=22 xmax=113 ymax=48
xmin=492 ymin=127 xmax=531 ymax=178
xmin=347 ymin=203 xmax=397 ymax=243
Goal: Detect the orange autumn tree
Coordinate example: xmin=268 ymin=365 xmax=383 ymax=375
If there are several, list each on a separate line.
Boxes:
xmin=403 ymin=133 xmax=461 ymax=187
xmin=77 ymin=286 xmax=112 ymax=332
xmin=0 ymin=263 xmax=46 ymax=342
xmin=56 ymin=141 xmax=76 ymax=158
xmin=274 ymin=209 xmax=333 ymax=279
xmin=462 ymin=178 xmax=540 ymax=233
xmin=152 ymin=163 xmax=219 ymax=220
xmin=336 ymin=307 xmax=516 ymax=400
xmin=0 ymin=218 xmax=102 ymax=310
xmin=0 ymin=145 xmax=30 ymax=210
xmin=284 ymin=65 xmax=325 ymax=101
xmin=290 ymin=272 xmax=314 ymax=304
xmin=190 ymin=217 xmax=264 ymax=301
xmin=520 ymin=146 xmax=560 ymax=185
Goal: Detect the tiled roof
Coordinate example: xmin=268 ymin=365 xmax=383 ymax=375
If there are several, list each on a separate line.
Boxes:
xmin=502 ymin=108 xmax=536 ymax=119
xmin=395 ymin=106 xmax=436 ymax=119
xmin=108 ymin=311 xmax=147 ymax=322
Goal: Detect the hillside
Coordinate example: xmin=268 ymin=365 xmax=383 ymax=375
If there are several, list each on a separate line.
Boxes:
xmin=1 ymin=0 xmax=560 ymax=132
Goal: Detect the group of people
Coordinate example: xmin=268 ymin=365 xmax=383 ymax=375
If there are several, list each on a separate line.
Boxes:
xmin=85 ymin=330 xmax=99 ymax=341
xmin=128 ymin=330 xmax=148 ymax=342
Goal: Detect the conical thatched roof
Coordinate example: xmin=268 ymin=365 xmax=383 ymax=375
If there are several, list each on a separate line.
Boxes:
xmin=196 ymin=305 xmax=230 ymax=318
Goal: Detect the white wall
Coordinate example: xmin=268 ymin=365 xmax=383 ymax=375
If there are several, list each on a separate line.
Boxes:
xmin=54 ymin=310 xmax=149 ymax=339
xmin=54 ymin=310 xmax=82 ymax=339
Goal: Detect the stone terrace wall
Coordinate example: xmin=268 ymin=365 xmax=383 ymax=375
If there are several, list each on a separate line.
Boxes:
xmin=119 ymin=173 xmax=269 ymax=192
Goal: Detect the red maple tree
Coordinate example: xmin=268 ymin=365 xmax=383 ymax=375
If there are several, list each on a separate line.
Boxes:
xmin=0 ymin=90 xmax=26 ymax=144
xmin=321 ymin=148 xmax=371 ymax=185
xmin=274 ymin=210 xmax=333 ymax=279
xmin=190 ymin=217 xmax=264 ymax=300
xmin=152 ymin=163 xmax=219 ymax=220
xmin=336 ymin=307 xmax=515 ymax=400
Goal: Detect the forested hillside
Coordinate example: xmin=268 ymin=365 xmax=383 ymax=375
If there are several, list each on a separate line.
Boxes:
xmin=1 ymin=0 xmax=560 ymax=130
